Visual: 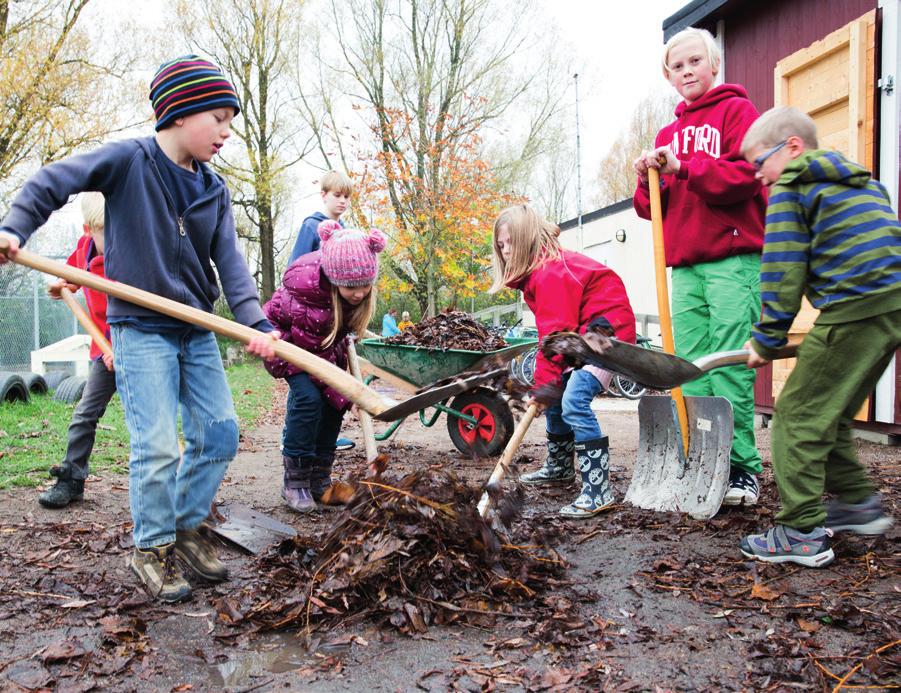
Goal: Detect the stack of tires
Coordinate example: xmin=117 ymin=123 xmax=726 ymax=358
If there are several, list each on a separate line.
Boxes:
xmin=0 ymin=370 xmax=87 ymax=405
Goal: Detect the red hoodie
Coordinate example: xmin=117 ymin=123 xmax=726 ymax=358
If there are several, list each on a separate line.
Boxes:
xmin=633 ymin=83 xmax=766 ymax=268
xmin=67 ymin=232 xmax=109 ymax=361
xmin=510 ymin=251 xmax=636 ymax=391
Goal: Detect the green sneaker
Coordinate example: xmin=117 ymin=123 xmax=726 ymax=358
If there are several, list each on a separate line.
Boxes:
xmin=129 ymin=543 xmax=192 ymax=602
xmin=175 ymin=528 xmax=228 ymax=582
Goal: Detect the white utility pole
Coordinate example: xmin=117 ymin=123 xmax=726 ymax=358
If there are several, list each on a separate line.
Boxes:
xmin=574 ymin=72 xmax=584 ymax=251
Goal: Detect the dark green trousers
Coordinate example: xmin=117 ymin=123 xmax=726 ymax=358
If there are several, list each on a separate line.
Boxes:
xmin=773 ymin=309 xmax=900 ymax=530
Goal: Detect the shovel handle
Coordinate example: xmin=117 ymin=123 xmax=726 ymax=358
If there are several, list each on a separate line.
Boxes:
xmin=347 ymin=337 xmax=379 ymax=463
xmin=647 ymin=168 xmax=690 ymax=455
xmin=477 ymin=403 xmax=539 ymax=518
xmin=694 ymin=342 xmax=800 ymax=372
xmin=60 ymin=287 xmax=113 ymax=358
xmin=0 ymin=240 xmax=393 ymax=417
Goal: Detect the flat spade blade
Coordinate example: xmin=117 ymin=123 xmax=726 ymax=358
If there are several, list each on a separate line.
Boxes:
xmin=580 ymin=335 xmax=703 ymax=390
xmin=371 ymin=368 xmax=507 ymax=421
xmin=625 ymin=395 xmax=733 ymax=520
xmin=209 ymin=503 xmax=297 ymax=554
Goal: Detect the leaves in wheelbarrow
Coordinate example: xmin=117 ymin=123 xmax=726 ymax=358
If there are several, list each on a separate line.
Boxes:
xmin=220 ymin=469 xmax=566 ymax=634
xmin=383 ymin=310 xmax=507 ymax=351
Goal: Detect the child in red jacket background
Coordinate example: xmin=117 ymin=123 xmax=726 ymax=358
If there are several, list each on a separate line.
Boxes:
xmin=633 ymin=27 xmax=767 ymax=508
xmin=489 ymin=204 xmax=636 ymax=518
xmin=39 ymin=192 xmax=116 ymax=509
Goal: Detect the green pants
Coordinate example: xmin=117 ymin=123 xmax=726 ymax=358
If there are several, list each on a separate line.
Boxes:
xmin=772 ymin=309 xmax=900 ymax=531
xmin=672 ymin=254 xmax=762 ymax=474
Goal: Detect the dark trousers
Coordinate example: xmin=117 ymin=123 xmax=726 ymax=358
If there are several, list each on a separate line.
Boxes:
xmin=63 ymin=358 xmax=118 ymax=480
xmin=282 ymin=373 xmax=344 ymax=458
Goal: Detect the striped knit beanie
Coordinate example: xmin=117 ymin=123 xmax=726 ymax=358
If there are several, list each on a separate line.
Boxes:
xmin=150 ymin=55 xmax=240 ymax=131
xmin=318 ymin=220 xmax=386 ymax=287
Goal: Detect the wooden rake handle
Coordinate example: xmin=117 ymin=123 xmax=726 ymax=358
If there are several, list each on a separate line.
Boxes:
xmin=60 ymin=287 xmax=113 ymax=358
xmin=347 ymin=337 xmax=379 ymax=463
xmin=0 ymin=240 xmax=393 ymax=416
xmin=477 ymin=403 xmax=539 ymax=518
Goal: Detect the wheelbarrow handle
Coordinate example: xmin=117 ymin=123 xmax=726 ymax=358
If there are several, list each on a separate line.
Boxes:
xmin=477 ymin=403 xmax=539 ymax=518
xmin=0 ymin=240 xmax=396 ymax=417
xmin=60 ymin=286 xmax=113 ymax=358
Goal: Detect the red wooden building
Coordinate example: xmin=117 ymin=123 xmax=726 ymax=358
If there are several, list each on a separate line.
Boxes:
xmin=664 ymin=0 xmax=900 ymax=438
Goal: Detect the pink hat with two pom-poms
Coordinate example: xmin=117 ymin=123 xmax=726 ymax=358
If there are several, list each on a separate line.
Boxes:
xmin=318 ymin=220 xmax=386 ymax=287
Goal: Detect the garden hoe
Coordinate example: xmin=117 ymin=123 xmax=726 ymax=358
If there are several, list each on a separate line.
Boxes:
xmin=631 ymin=168 xmax=735 ymax=520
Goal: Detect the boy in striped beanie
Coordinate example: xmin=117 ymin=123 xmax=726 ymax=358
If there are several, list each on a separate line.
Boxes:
xmin=738 ymin=106 xmax=899 ymax=568
xmin=0 ymin=54 xmax=279 ymax=603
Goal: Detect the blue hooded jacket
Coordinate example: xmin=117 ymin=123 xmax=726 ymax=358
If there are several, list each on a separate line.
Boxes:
xmin=0 ymin=136 xmax=267 ymax=328
xmin=288 ymin=211 xmax=343 ymax=265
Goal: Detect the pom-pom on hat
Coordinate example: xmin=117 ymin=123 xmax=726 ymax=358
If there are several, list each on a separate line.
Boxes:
xmin=318 ymin=220 xmax=386 ymax=287
xmin=150 ymin=55 xmax=240 ymax=132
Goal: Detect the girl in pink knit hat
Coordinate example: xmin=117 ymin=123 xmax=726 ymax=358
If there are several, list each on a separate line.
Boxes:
xmin=264 ymin=220 xmax=386 ymax=512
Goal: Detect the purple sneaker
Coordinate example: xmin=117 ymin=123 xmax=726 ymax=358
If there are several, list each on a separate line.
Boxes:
xmin=825 ymin=494 xmax=893 ymax=535
xmin=740 ymin=524 xmax=834 ymax=568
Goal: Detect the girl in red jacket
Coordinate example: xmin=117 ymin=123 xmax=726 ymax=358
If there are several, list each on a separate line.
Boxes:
xmin=490 ymin=204 xmax=636 ymax=518
xmin=632 ymin=27 xmax=766 ymax=507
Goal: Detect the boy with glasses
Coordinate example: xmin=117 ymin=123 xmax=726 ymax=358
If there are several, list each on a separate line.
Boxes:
xmin=739 ymin=106 xmax=899 ymax=567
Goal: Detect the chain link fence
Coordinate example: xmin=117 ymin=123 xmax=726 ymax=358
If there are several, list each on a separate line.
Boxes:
xmin=0 ymin=266 xmax=83 ymax=371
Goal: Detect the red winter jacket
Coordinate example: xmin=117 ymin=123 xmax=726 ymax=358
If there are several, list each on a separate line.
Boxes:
xmin=67 ymin=232 xmax=108 ymax=361
xmin=633 ymin=83 xmax=766 ymax=268
xmin=263 ymin=251 xmax=351 ymax=411
xmin=510 ymin=251 xmax=636 ymax=391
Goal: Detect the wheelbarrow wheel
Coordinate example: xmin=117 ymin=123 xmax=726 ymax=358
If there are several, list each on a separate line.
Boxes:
xmin=447 ymin=389 xmax=514 ymax=458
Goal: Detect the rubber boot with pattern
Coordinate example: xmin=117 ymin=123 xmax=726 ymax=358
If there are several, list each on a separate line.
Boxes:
xmin=520 ymin=432 xmax=575 ymax=485
xmin=560 ymin=436 xmax=616 ymax=518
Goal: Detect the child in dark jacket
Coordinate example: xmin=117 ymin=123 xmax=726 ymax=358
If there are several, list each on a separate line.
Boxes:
xmin=633 ymin=27 xmax=767 ymax=508
xmin=0 ymin=55 xmax=277 ymax=603
xmin=39 ymin=192 xmax=116 ymax=509
xmin=489 ymin=204 xmax=636 ymax=518
xmin=738 ymin=106 xmax=899 ymax=567
xmin=265 ymin=220 xmax=385 ymax=512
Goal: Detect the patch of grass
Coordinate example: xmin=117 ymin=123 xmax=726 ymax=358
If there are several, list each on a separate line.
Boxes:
xmin=0 ymin=362 xmax=276 ymax=489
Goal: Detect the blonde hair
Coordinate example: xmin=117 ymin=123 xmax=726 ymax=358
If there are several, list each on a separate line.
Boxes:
xmin=662 ymin=27 xmax=721 ymax=79
xmin=320 ymin=170 xmax=354 ymax=197
xmin=401 ymin=311 xmax=410 ymax=320
xmin=80 ymin=192 xmax=105 ymax=232
xmin=321 ymin=283 xmax=377 ymax=348
xmin=488 ymin=204 xmax=562 ymax=294
xmin=741 ymin=106 xmax=819 ymax=156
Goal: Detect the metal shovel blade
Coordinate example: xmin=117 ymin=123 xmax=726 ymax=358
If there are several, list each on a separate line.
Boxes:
xmin=372 ymin=368 xmax=507 ymax=421
xmin=625 ymin=395 xmax=733 ymax=520
xmin=209 ymin=503 xmax=297 ymax=554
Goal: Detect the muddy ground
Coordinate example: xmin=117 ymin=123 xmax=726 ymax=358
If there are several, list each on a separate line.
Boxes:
xmin=0 ymin=378 xmax=898 ymax=692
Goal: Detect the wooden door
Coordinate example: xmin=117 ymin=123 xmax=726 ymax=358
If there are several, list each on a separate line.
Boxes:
xmin=771 ymin=10 xmax=877 ymax=417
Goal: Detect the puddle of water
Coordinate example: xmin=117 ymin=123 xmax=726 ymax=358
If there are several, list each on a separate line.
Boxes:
xmin=209 ymin=631 xmax=313 ymax=688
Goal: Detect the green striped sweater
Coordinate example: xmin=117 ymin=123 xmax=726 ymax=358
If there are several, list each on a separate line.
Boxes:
xmin=751 ymin=149 xmax=901 ymax=359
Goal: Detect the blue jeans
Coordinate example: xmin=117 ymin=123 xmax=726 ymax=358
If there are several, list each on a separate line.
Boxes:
xmin=545 ymin=368 xmax=604 ymax=442
xmin=112 ymin=326 xmax=239 ymax=549
xmin=282 ymin=372 xmax=344 ymax=458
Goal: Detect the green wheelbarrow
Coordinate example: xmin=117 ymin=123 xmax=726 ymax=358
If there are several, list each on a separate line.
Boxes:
xmin=355 ymin=337 xmax=537 ymax=457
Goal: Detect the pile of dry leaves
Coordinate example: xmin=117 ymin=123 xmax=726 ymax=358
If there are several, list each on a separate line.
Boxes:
xmin=383 ymin=311 xmax=507 ymax=351
xmin=216 ymin=469 xmax=566 ymax=635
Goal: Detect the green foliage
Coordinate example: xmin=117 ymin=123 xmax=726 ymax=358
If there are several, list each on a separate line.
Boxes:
xmin=0 ymin=362 xmax=276 ymax=489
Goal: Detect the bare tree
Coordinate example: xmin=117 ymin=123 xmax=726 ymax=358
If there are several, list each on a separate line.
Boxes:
xmin=0 ymin=0 xmax=140 ymax=205
xmin=298 ymin=0 xmax=568 ymax=316
xmin=173 ymin=0 xmax=314 ymax=299
xmin=594 ymin=89 xmax=678 ymax=207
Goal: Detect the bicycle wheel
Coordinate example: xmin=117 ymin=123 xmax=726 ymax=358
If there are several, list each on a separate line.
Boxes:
xmin=613 ymin=374 xmax=646 ymax=400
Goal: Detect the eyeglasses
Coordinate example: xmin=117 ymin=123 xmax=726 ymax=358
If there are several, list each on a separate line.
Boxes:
xmin=753 ymin=140 xmax=788 ymax=171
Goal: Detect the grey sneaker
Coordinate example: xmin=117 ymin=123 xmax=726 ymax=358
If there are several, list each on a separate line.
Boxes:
xmin=825 ymin=494 xmax=894 ymax=535
xmin=175 ymin=528 xmax=228 ymax=582
xmin=740 ymin=525 xmax=834 ymax=568
xmin=130 ymin=543 xmax=192 ymax=602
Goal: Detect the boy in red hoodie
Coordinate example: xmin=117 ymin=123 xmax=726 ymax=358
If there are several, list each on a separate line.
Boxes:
xmin=633 ymin=27 xmax=766 ymax=507
xmin=38 ymin=192 xmax=116 ymax=509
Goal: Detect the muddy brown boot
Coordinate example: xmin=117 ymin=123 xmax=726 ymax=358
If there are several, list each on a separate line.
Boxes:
xmin=520 ymin=432 xmax=575 ymax=485
xmin=175 ymin=527 xmax=228 ymax=582
xmin=129 ymin=543 xmax=192 ymax=603
xmin=282 ymin=456 xmax=315 ymax=513
xmin=38 ymin=465 xmax=85 ymax=509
